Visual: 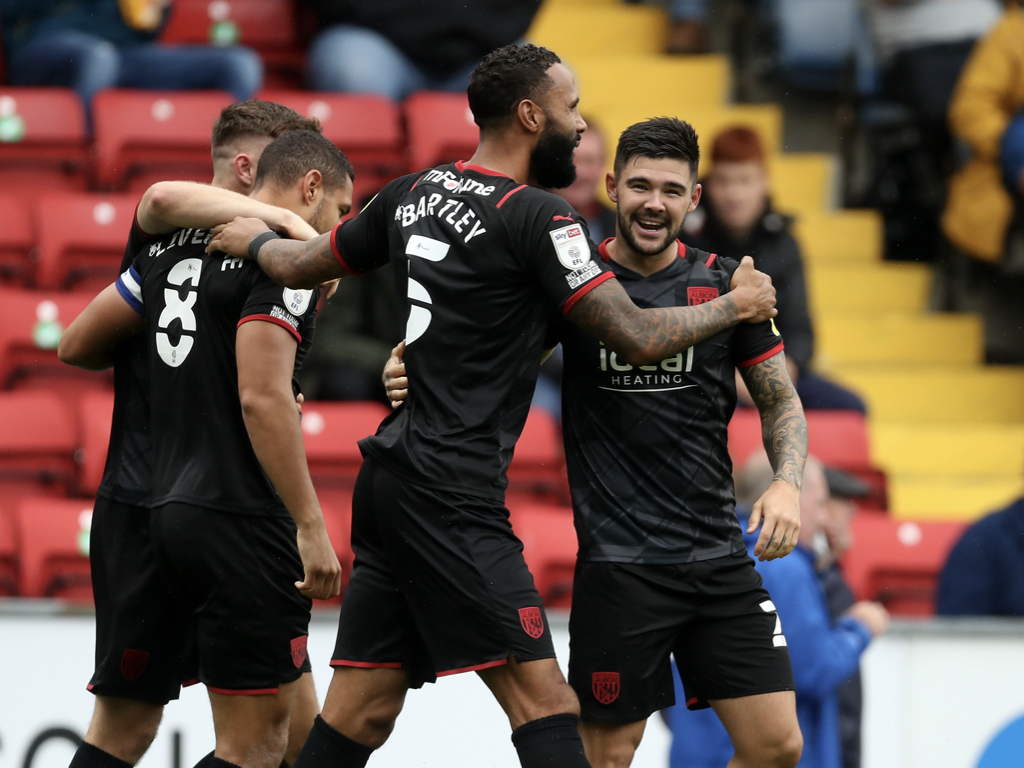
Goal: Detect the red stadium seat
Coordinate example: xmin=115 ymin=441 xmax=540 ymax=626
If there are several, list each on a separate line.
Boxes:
xmin=509 ymin=503 xmax=577 ymax=609
xmin=33 ymin=192 xmax=139 ymax=290
xmin=318 ymin=490 xmax=355 ymax=601
xmin=0 ymin=88 xmax=89 ymax=194
xmin=92 ymin=89 xmax=231 ymax=190
xmin=0 ymin=506 xmax=19 ymax=596
xmin=507 ymin=407 xmax=569 ymax=503
xmin=16 ymin=497 xmax=94 ymax=600
xmin=405 ymin=91 xmax=479 ymax=171
xmin=840 ymin=516 xmax=966 ymax=616
xmin=300 ymin=401 xmax=391 ymax=482
xmin=78 ymin=390 xmax=115 ymax=496
xmin=0 ymin=193 xmax=34 ymax=286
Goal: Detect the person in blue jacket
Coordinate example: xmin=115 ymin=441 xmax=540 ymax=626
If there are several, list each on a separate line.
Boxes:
xmin=937 ymin=495 xmax=1024 ymax=616
xmin=667 ymin=456 xmax=889 ymax=768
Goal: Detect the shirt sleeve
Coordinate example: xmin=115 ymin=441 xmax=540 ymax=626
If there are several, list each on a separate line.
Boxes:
xmin=515 ymin=194 xmax=614 ymax=315
xmin=711 ymin=255 xmax=786 ymax=367
xmin=331 ymin=176 xmax=414 ymax=275
xmin=238 ymin=270 xmax=320 ymax=345
xmin=116 ymin=246 xmax=156 ymax=318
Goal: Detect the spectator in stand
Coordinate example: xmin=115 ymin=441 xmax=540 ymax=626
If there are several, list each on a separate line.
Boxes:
xmin=666 ymin=0 xmax=709 ymax=55
xmin=0 ymin=0 xmax=263 ymax=124
xmin=939 ymin=0 xmax=1024 ymax=364
xmin=667 ymin=456 xmax=888 ymax=768
xmin=683 ymin=126 xmax=866 ymax=412
xmin=305 ymin=0 xmax=542 ymax=101
xmin=936 ymin=490 xmax=1024 ymax=617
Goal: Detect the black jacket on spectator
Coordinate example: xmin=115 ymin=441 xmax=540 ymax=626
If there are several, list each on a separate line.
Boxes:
xmin=309 ymin=0 xmax=542 ymax=73
xmin=683 ymin=195 xmax=815 ymax=373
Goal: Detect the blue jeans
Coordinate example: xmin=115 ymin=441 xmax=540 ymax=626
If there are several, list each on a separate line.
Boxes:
xmin=9 ymin=31 xmax=263 ymax=125
xmin=306 ymin=25 xmax=477 ymax=101
xmin=669 ymin=0 xmax=709 ymax=22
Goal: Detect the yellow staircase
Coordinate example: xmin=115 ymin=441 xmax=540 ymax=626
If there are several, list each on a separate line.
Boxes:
xmin=529 ymin=0 xmax=1024 ymax=521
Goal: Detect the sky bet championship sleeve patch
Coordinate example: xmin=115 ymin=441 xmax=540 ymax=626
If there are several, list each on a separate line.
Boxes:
xmin=550 ymin=223 xmax=592 ymax=271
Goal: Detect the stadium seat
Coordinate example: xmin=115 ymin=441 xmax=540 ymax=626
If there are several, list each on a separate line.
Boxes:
xmin=0 ymin=507 xmax=19 ymax=596
xmin=0 ymin=194 xmax=34 ymax=286
xmin=509 ymin=503 xmax=577 ymax=609
xmin=78 ymin=390 xmax=115 ymax=496
xmin=318 ymin=490 xmax=355 ymax=600
xmin=0 ymin=88 xmax=89 ymax=195
xmin=0 ymin=287 xmax=106 ymax=392
xmin=840 ymin=516 xmax=966 ymax=616
xmin=405 ymin=91 xmax=479 ymax=171
xmin=16 ymin=497 xmax=94 ymax=600
xmin=507 ymin=407 xmax=569 ymax=503
xmin=300 ymin=401 xmax=391 ymax=483
xmin=258 ymin=90 xmax=405 ymax=202
xmin=92 ymin=89 xmax=232 ymax=190
xmin=34 ymin=192 xmax=140 ymax=291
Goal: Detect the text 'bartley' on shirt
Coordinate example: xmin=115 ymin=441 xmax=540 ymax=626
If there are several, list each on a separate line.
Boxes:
xmin=395 ymin=191 xmax=487 ymax=244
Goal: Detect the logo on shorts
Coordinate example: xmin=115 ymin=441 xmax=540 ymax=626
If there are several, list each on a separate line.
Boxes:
xmin=518 ymin=607 xmax=545 ymax=639
xmin=687 ymin=286 xmax=719 ymax=305
xmin=592 ymin=672 xmax=620 ymax=705
xmin=121 ymin=649 xmax=149 ymax=681
xmin=291 ymin=635 xmax=308 ymax=668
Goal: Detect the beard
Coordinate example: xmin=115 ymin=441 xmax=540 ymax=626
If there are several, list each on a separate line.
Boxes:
xmin=307 ymin=196 xmax=328 ymax=235
xmin=616 ymin=207 xmax=685 ymax=257
xmin=530 ymin=124 xmax=580 ymax=189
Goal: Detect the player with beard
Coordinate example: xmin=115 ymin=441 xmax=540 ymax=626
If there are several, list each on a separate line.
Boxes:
xmin=206 ymin=44 xmax=778 ymax=768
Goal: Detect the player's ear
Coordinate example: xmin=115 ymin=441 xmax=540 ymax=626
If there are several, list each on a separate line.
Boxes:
xmin=688 ymin=182 xmax=702 ymax=213
xmin=517 ymin=98 xmax=543 ymax=135
xmin=605 ymin=171 xmax=618 ymax=203
xmin=234 ymin=153 xmax=256 ymax=190
xmin=303 ymin=169 xmax=323 ymax=203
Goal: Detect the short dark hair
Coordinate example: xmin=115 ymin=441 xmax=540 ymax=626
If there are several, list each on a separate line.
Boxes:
xmin=211 ymin=99 xmax=322 ymax=157
xmin=467 ymin=43 xmax=562 ymax=131
xmin=253 ymin=130 xmax=355 ymax=193
xmin=613 ymin=117 xmax=701 ymax=182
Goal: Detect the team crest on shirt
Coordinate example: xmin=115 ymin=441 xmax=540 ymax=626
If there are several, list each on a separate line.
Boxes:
xmin=283 ymin=288 xmax=313 ymax=315
xmin=550 ymin=224 xmax=591 ymax=270
xmin=120 ymin=649 xmax=149 ymax=681
xmin=592 ymin=672 xmax=620 ymax=705
xmin=518 ymin=606 xmax=545 ymax=639
xmin=687 ymin=286 xmax=719 ymax=305
xmin=291 ymin=635 xmax=308 ymax=668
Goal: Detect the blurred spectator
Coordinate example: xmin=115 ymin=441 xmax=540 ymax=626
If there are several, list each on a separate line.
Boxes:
xmin=668 ymin=456 xmax=888 ymax=768
xmin=548 ymin=117 xmax=617 ymax=243
xmin=683 ymin=126 xmax=866 ymax=412
xmin=0 ymin=0 xmax=263 ymax=124
xmin=936 ymin=493 xmax=1024 ymax=617
xmin=666 ymin=0 xmax=709 ymax=55
xmin=938 ymin=0 xmax=1024 ymax=363
xmin=305 ymin=0 xmax=541 ymax=101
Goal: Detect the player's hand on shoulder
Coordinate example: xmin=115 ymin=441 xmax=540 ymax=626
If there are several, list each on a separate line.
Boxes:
xmin=844 ymin=601 xmax=890 ymax=637
xmin=730 ymin=256 xmax=777 ymax=324
xmin=207 ymin=216 xmax=271 ymax=258
xmin=748 ymin=478 xmax=800 ymax=561
xmin=383 ymin=341 xmax=408 ymax=409
xmin=295 ymin=520 xmax=343 ymax=600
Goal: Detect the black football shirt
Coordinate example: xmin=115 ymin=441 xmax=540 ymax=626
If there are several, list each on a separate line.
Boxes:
xmin=116 ymin=228 xmax=319 ymax=516
xmin=549 ymin=239 xmax=785 ymax=564
xmin=331 ymin=161 xmax=613 ymax=499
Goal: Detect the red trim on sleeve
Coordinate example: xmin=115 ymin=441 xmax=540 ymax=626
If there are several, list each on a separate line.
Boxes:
xmin=330 ymin=659 xmax=403 ymax=669
xmin=456 ymin=161 xmax=510 ymax=178
xmin=208 ymin=685 xmax=279 ymax=696
xmin=132 ymin=206 xmax=160 ymax=240
xmin=737 ymin=341 xmax=785 ymax=369
xmin=705 ymin=252 xmax=718 ymax=267
xmin=329 ymin=221 xmax=362 ymax=276
xmin=496 ymin=184 xmax=527 ymax=208
xmin=237 ymin=314 xmax=302 ymax=343
xmin=437 ymin=659 xmax=508 ymax=677
xmin=597 ymin=238 xmax=614 ymax=262
xmin=561 ymin=270 xmax=615 ymax=315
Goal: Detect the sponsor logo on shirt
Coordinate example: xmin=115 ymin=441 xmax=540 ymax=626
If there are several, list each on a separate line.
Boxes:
xmin=550 ymin=223 xmax=591 ymax=270
xmin=566 ymin=261 xmax=601 ymax=289
xmin=270 ymin=305 xmax=300 ymax=330
xmin=422 ymin=168 xmax=496 ymax=197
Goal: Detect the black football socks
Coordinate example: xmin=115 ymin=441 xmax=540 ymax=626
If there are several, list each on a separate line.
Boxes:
xmin=511 ymin=713 xmax=592 ymax=767
xmin=70 ymin=742 xmax=133 ymax=768
xmin=293 ymin=715 xmax=374 ymax=768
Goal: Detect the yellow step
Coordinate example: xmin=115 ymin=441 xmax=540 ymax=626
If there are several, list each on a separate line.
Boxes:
xmin=573 ymin=55 xmax=730 ymax=118
xmin=888 ymin=476 xmax=1021 ymax=521
xmin=871 ymin=423 xmax=1024 ymax=476
xmin=529 ymin=5 xmax=667 ymax=61
xmin=815 ymin=312 xmax=983 ymax=366
xmin=806 ymin=262 xmax=931 ymax=314
xmin=794 ymin=210 xmax=883 ymax=262
xmin=828 ymin=365 xmax=1024 ymax=424
xmin=770 ymin=153 xmax=834 ymax=216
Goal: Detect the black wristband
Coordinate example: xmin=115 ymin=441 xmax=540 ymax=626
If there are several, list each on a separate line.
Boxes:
xmin=248 ymin=231 xmax=281 ymax=261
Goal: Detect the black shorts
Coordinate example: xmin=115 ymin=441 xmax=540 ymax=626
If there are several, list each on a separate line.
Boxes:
xmin=332 ymin=457 xmax=555 ymax=688
xmin=88 ymin=497 xmax=197 ymax=705
xmin=568 ymin=551 xmax=794 ymax=723
xmin=150 ymin=503 xmax=312 ymax=694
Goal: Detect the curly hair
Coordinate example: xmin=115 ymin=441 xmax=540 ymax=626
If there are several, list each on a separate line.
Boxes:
xmin=467 ymin=43 xmax=562 ymax=131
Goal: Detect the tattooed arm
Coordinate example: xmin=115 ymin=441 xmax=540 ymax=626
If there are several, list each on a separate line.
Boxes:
xmin=567 ymin=256 xmax=777 ymax=366
xmin=740 ymin=350 xmax=808 ymax=561
xmin=207 ymin=221 xmax=345 ymax=289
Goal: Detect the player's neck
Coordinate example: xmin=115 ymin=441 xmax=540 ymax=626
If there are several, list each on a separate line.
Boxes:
xmin=467 ymin=137 xmax=530 ymax=184
xmin=210 ymin=172 xmax=249 ymax=195
xmin=606 ymin=236 xmax=679 ymax=277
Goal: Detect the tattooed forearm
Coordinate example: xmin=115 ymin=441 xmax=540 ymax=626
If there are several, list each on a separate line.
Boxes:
xmin=740 ymin=351 xmax=807 ymax=489
xmin=567 ymin=279 xmax=742 ymax=366
xmin=255 ymin=232 xmax=346 ymax=289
